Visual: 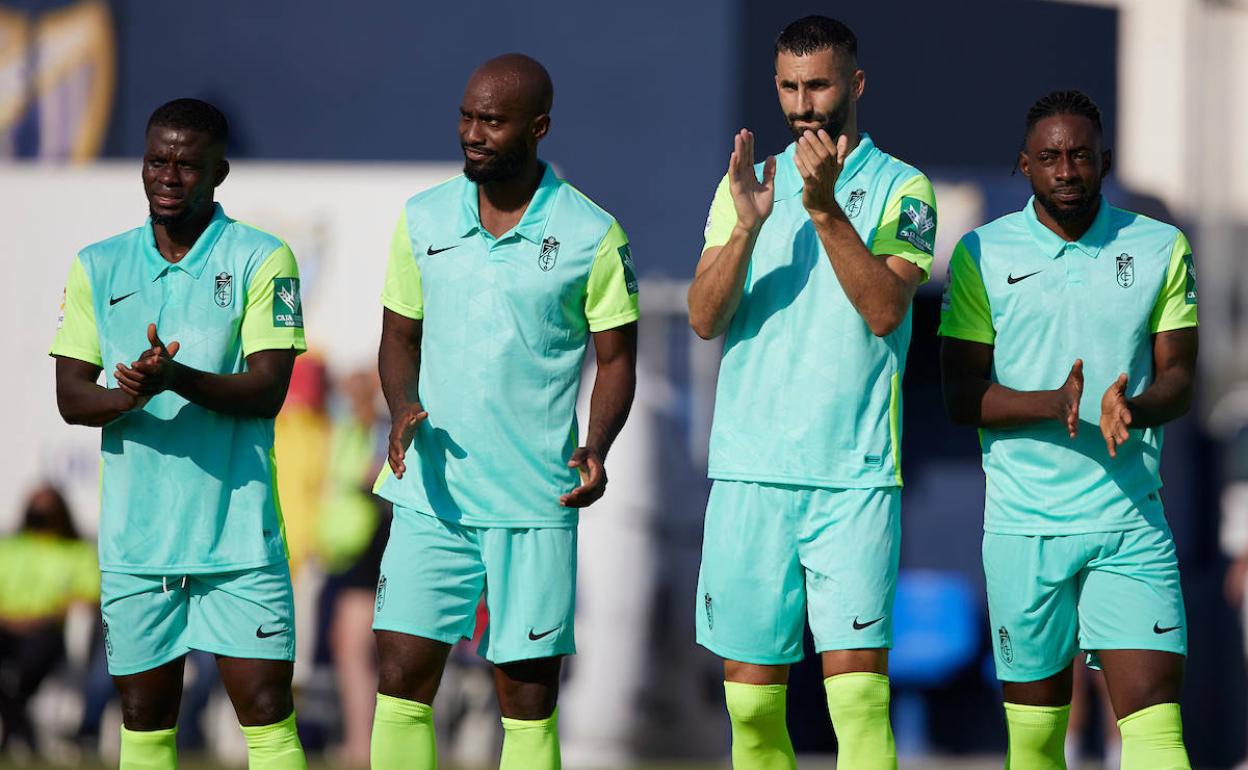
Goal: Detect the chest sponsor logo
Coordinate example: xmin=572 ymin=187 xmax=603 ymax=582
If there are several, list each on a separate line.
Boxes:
xmin=1116 ymin=252 xmax=1135 ymax=288
xmin=539 ymin=236 xmax=560 ymax=272
xmin=896 ymin=196 xmax=936 ymax=255
xmin=272 ymin=277 xmax=303 ymax=328
xmin=844 ymin=188 xmax=866 ymax=218
xmin=214 ymin=272 xmax=233 ymax=307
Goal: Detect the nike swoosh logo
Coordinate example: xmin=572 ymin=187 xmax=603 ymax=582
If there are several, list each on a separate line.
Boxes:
xmin=109 ymin=291 xmax=138 ymax=306
xmin=1007 ymin=271 xmax=1043 ymax=285
xmin=1153 ymin=622 xmax=1182 ymax=634
xmin=256 ymin=626 xmax=286 ymax=639
xmin=528 ymin=626 xmax=559 ymax=641
xmin=852 ymin=616 xmax=884 ymax=630
xmin=427 ymin=245 xmax=459 ymax=256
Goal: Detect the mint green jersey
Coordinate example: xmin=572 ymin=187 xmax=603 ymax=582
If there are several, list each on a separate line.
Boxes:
xmin=375 ymin=163 xmax=640 ymax=528
xmin=51 ymin=204 xmax=307 ymax=573
xmin=939 ymin=197 xmax=1198 ymax=534
xmin=702 ymin=134 xmax=936 ymax=488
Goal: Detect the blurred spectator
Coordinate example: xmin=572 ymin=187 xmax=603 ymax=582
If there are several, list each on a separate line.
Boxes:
xmin=320 ymin=368 xmax=389 ymax=767
xmin=275 ymin=353 xmax=333 ymax=579
xmin=0 ymin=484 xmax=98 ymax=757
xmin=1222 ymin=423 xmax=1248 ymax=770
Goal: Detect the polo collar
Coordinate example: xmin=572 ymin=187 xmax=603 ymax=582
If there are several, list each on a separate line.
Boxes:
xmin=457 ymin=162 xmax=561 ymax=243
xmin=774 ymin=131 xmax=877 ymax=200
xmin=1023 ymin=194 xmax=1111 ymax=260
xmin=142 ymin=203 xmax=230 ymax=280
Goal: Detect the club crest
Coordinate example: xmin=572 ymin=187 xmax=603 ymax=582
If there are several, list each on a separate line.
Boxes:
xmin=844 ymin=188 xmax=866 ymax=218
xmin=998 ymin=626 xmax=1013 ymax=665
xmin=1116 ymin=252 xmax=1135 ymax=288
xmin=539 ymin=236 xmax=560 ymax=272
xmin=214 ymin=272 xmax=233 ymax=307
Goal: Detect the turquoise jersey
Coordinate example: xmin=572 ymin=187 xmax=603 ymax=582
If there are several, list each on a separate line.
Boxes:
xmin=375 ymin=163 xmax=640 ymax=528
xmin=51 ymin=204 xmax=307 ymax=573
xmin=702 ymin=134 xmax=937 ymax=488
xmin=939 ymin=197 xmax=1198 ymax=534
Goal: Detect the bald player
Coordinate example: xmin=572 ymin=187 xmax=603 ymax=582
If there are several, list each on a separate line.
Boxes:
xmin=368 ymin=54 xmax=639 ymax=770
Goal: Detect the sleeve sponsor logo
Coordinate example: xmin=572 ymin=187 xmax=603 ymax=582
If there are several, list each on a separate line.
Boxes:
xmin=1183 ymin=252 xmax=1197 ymax=304
xmin=896 ymin=196 xmax=936 ymax=255
xmin=57 ymin=287 xmax=67 ymax=329
xmin=618 ymin=243 xmax=639 ymax=295
xmin=272 ymin=277 xmax=303 ymax=328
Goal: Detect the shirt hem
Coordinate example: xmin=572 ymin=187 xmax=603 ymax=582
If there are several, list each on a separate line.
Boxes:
xmin=983 ymin=519 xmax=1165 ymax=537
xmin=395 ymin=505 xmax=578 ymax=530
xmin=98 ymin=554 xmax=286 ymax=575
xmin=708 ymin=468 xmax=902 ymax=490
xmin=381 ymin=297 xmax=424 ymax=320
xmin=1150 ymin=318 xmax=1198 ymax=334
xmin=241 ymin=338 xmax=308 ymax=357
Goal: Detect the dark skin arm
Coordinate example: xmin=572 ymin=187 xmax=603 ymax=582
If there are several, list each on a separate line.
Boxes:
xmin=941 ymin=337 xmax=1083 ymax=437
xmin=1099 ymin=327 xmax=1197 ymax=457
xmin=113 ymin=323 xmax=296 ymax=419
xmin=379 ymin=308 xmax=427 ymax=478
xmin=560 ymin=322 xmax=638 ymax=508
xmin=55 ymin=357 xmax=146 ymax=426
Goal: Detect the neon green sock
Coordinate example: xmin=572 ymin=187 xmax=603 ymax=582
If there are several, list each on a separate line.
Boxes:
xmin=119 ymin=725 xmax=177 ymax=770
xmin=1003 ymin=702 xmax=1070 ymax=770
xmin=238 ymin=711 xmax=307 ymax=770
xmin=723 ymin=681 xmax=796 ymax=770
xmin=500 ymin=707 xmax=560 ymax=770
xmin=824 ymin=672 xmax=897 ymax=770
xmin=1118 ymin=702 xmax=1191 ymax=770
xmin=370 ymin=693 xmax=436 ymax=770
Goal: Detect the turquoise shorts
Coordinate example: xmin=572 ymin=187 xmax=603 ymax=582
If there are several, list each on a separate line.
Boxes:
xmin=696 ymin=480 xmax=901 ymax=664
xmin=373 ymin=506 xmax=576 ymax=664
xmin=99 ymin=562 xmax=295 ymax=676
xmin=983 ymin=519 xmax=1187 ymax=683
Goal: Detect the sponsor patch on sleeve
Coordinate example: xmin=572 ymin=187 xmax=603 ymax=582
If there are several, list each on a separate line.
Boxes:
xmin=618 ymin=244 xmax=639 ymax=295
xmin=1183 ymin=252 xmax=1197 ymax=304
xmin=272 ymin=277 xmax=303 ymax=328
xmin=896 ymin=196 xmax=937 ymax=255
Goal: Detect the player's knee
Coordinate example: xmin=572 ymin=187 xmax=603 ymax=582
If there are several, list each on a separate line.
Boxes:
xmin=119 ymin=690 xmax=180 ymax=731
xmin=235 ymin=684 xmax=293 ymax=727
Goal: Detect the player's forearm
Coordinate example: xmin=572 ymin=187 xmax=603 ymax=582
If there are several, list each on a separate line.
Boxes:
xmin=811 ymin=211 xmax=909 ymax=336
xmin=56 ymin=381 xmax=135 ymax=427
xmin=946 ymin=375 xmax=1064 ymax=429
xmin=167 ymin=364 xmax=287 ymax=418
xmin=1126 ymin=370 xmax=1193 ymax=429
xmin=688 ymin=225 xmax=759 ymax=340
xmin=378 ymin=335 xmax=421 ymax=418
xmin=583 ymin=356 xmax=636 ymax=461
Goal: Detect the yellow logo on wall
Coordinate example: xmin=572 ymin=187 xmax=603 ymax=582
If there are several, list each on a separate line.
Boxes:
xmin=0 ymin=0 xmax=115 ymax=162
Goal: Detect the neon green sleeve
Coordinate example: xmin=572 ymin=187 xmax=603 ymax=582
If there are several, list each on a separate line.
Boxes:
xmin=938 ymin=239 xmax=995 ymax=344
xmin=1149 ymin=230 xmax=1198 ymax=333
xmin=702 ymin=172 xmax=737 ymax=251
xmin=585 ymin=220 xmax=640 ymax=332
xmin=872 ymin=173 xmax=938 ymax=282
xmin=50 ymin=257 xmax=102 ymax=366
xmin=380 ymin=209 xmax=424 ymax=319
xmin=240 ymin=243 xmax=307 ymax=357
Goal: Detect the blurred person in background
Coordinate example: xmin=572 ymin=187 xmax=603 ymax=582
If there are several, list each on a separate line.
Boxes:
xmin=318 ymin=368 xmax=389 ymax=768
xmin=275 ymin=353 xmax=332 ymax=582
xmin=687 ymin=15 xmax=936 ymax=769
xmin=1222 ymin=423 xmax=1248 ymax=770
xmin=51 ymin=97 xmax=308 ymax=770
xmin=369 ymin=53 xmax=639 ymax=770
xmin=0 ymin=484 xmax=98 ymax=758
xmin=941 ymin=90 xmax=1198 ymax=769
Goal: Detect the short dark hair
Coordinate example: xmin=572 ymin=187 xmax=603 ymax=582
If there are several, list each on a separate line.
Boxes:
xmin=146 ymin=98 xmax=228 ymax=148
xmin=775 ymin=15 xmax=857 ymax=62
xmin=1024 ymin=89 xmax=1103 ymax=141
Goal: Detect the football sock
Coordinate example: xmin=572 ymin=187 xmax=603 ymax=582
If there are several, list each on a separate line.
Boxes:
xmin=119 ymin=725 xmax=177 ymax=770
xmin=499 ymin=707 xmax=560 ymax=770
xmin=824 ymin=672 xmax=897 ymax=770
xmin=370 ymin=693 xmax=436 ymax=770
xmin=723 ymin=681 xmax=796 ymax=770
xmin=239 ymin=710 xmax=307 ymax=770
xmin=1003 ymin=702 xmax=1070 ymax=769
xmin=1118 ymin=702 xmax=1191 ymax=770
